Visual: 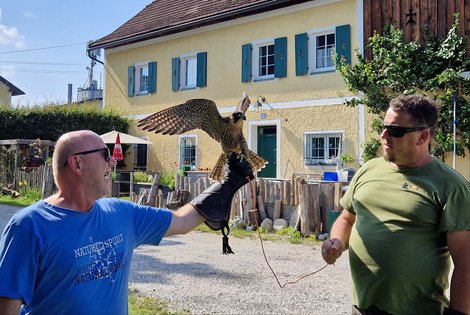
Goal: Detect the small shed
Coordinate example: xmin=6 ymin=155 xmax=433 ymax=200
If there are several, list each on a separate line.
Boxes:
xmin=0 ymin=139 xmax=55 ymax=186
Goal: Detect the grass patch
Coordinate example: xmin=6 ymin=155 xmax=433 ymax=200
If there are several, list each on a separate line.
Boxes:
xmin=195 ymin=222 xmax=320 ymax=247
xmin=0 ymin=195 xmax=36 ymax=207
xmin=128 ymin=289 xmax=187 ymax=315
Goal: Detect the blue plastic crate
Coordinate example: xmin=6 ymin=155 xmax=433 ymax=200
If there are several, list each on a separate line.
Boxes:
xmin=323 ymin=172 xmax=338 ymax=181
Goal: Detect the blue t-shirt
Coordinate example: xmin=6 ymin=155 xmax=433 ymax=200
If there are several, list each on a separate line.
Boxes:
xmin=0 ymin=198 xmax=172 ymax=315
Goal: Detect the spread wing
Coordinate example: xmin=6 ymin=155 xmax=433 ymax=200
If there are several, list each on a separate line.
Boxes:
xmin=137 ymin=99 xmax=225 ymax=142
xmin=235 ymin=91 xmax=250 ymax=113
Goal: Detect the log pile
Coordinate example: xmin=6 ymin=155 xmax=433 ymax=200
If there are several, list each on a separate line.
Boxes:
xmin=133 ymin=173 xmax=345 ymax=237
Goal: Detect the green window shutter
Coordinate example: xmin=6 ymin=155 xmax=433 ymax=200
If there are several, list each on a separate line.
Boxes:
xmin=295 ymin=33 xmax=308 ymax=76
xmin=274 ymin=37 xmax=287 ymax=78
xmin=335 ymin=24 xmax=351 ymax=66
xmin=148 ymin=61 xmax=157 ymax=93
xmin=127 ymin=65 xmax=135 ymax=96
xmin=172 ymin=57 xmax=180 ymax=91
xmin=196 ymin=52 xmax=207 ymax=87
xmin=241 ymin=43 xmax=252 ymax=82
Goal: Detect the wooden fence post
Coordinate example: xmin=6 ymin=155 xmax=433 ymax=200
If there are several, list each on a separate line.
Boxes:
xmin=273 ymin=199 xmax=282 ymax=220
xmin=320 ymin=183 xmax=335 ymax=233
xmin=334 ymin=182 xmax=343 ymax=210
xmin=257 ymin=195 xmax=267 ymax=221
xmin=299 ymin=183 xmax=320 ymax=237
xmin=129 ymin=172 xmax=134 ymax=195
xmin=41 ymin=163 xmax=54 ymax=198
xmin=146 ymin=173 xmax=160 ymax=207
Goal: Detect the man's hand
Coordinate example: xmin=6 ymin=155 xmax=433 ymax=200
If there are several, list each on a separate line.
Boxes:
xmin=321 ymin=238 xmax=345 ymax=264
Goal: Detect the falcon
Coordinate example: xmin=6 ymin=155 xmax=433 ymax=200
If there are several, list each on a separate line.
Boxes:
xmin=137 ymin=92 xmax=268 ymax=181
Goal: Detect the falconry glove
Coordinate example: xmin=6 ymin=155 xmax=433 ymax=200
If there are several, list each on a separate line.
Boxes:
xmin=190 ymin=152 xmax=254 ymax=254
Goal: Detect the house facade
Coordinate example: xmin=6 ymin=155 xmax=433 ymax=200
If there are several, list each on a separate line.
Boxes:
xmin=89 ymin=0 xmax=470 ymax=179
xmin=0 ymin=76 xmax=25 ymax=108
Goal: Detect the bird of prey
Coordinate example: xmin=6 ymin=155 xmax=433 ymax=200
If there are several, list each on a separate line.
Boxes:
xmin=137 ymin=92 xmax=268 ymax=181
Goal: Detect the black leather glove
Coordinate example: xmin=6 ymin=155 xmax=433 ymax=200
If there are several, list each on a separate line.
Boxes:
xmin=190 ymin=152 xmax=254 ymax=254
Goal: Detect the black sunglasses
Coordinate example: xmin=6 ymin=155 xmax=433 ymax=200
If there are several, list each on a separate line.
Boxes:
xmin=381 ymin=123 xmax=428 ymax=138
xmin=64 ymin=147 xmax=111 ymax=166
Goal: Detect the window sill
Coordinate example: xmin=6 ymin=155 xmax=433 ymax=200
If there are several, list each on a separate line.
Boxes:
xmin=180 ymin=86 xmax=197 ymax=91
xmin=253 ymin=77 xmax=275 ymax=82
xmin=135 ymin=92 xmax=149 ymax=96
xmin=310 ymin=69 xmax=336 ymax=75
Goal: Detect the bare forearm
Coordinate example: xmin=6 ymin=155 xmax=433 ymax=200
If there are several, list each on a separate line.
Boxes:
xmin=449 ymin=265 xmax=470 ymax=314
xmin=330 ymin=210 xmax=354 ymax=249
xmin=0 ymin=297 xmax=22 ymax=315
xmin=447 ymin=230 xmax=470 ymax=314
xmin=165 ymin=204 xmax=204 ymax=236
xmin=321 ymin=210 xmax=355 ymax=264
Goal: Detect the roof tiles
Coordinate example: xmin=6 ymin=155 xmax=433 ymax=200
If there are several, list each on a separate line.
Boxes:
xmin=90 ymin=0 xmax=314 ymax=49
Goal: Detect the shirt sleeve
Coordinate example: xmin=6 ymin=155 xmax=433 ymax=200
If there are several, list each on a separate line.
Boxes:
xmin=0 ymin=222 xmax=38 ymax=304
xmin=130 ymin=203 xmax=173 ymax=246
xmin=439 ymin=182 xmax=470 ymax=232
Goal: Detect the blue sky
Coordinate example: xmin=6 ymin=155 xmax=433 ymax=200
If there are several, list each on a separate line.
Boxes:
xmin=0 ymin=0 xmax=151 ymax=106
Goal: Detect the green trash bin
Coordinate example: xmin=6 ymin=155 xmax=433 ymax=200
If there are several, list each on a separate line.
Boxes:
xmin=326 ymin=210 xmax=342 ymax=234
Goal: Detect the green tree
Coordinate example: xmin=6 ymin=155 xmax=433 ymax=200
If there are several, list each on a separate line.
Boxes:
xmin=338 ymin=15 xmax=470 ymax=160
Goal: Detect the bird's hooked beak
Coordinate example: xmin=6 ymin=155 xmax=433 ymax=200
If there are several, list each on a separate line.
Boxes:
xmin=233 ymin=112 xmax=246 ymax=123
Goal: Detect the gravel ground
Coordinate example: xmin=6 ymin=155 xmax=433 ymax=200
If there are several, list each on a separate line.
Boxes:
xmin=0 ymin=205 xmax=352 ymax=314
xmin=129 ymin=233 xmax=352 ymax=314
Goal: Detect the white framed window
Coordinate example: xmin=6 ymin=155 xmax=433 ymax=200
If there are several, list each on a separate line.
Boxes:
xmin=304 ymin=131 xmax=343 ymax=165
xmin=178 ymin=135 xmax=197 ymax=169
xmin=309 ymin=28 xmax=336 ymax=73
xmin=135 ymin=63 xmax=149 ymax=94
xmin=180 ymin=53 xmax=197 ymax=89
xmin=253 ymin=39 xmax=275 ymax=80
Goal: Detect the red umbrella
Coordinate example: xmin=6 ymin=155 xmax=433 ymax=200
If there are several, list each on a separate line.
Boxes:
xmin=112 ymin=132 xmax=124 ymax=161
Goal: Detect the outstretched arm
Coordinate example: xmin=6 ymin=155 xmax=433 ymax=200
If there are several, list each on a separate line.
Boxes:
xmin=164 ymin=204 xmax=204 ymax=236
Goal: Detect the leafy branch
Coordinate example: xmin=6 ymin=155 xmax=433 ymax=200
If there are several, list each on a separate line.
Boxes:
xmin=338 ymin=14 xmax=470 ymax=160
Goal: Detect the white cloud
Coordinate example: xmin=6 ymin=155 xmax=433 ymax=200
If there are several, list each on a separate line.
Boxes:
xmin=0 ymin=64 xmax=16 ymax=77
xmin=0 ymin=24 xmax=26 ymax=49
xmin=21 ymin=11 xmax=37 ymax=19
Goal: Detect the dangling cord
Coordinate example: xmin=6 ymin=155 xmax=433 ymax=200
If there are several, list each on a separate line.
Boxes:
xmin=247 ymin=178 xmax=329 ymax=288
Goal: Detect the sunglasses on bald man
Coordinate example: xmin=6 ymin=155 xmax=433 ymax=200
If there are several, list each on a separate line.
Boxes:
xmin=64 ymin=147 xmax=111 ymax=166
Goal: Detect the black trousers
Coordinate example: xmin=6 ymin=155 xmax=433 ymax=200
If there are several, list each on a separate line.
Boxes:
xmin=352 ymin=305 xmax=393 ymax=315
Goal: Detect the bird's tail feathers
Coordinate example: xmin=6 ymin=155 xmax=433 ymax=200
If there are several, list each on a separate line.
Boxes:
xmin=247 ymin=150 xmax=268 ymax=173
xmin=209 ymin=151 xmax=267 ymax=181
xmin=209 ymin=154 xmax=227 ymax=182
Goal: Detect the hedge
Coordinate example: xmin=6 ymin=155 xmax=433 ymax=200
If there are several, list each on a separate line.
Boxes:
xmin=0 ymin=105 xmax=129 ymax=141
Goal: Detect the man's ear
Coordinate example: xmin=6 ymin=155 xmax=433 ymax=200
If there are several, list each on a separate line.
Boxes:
xmin=417 ymin=129 xmax=430 ymax=145
xmin=70 ymin=156 xmax=83 ymax=174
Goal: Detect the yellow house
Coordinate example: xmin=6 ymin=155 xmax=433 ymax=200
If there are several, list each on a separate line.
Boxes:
xmin=88 ymin=0 xmax=470 ymax=180
xmin=0 ymin=76 xmax=25 ymax=108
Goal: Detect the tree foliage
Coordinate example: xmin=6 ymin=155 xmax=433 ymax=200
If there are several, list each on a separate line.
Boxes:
xmin=338 ymin=15 xmax=470 ymax=159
